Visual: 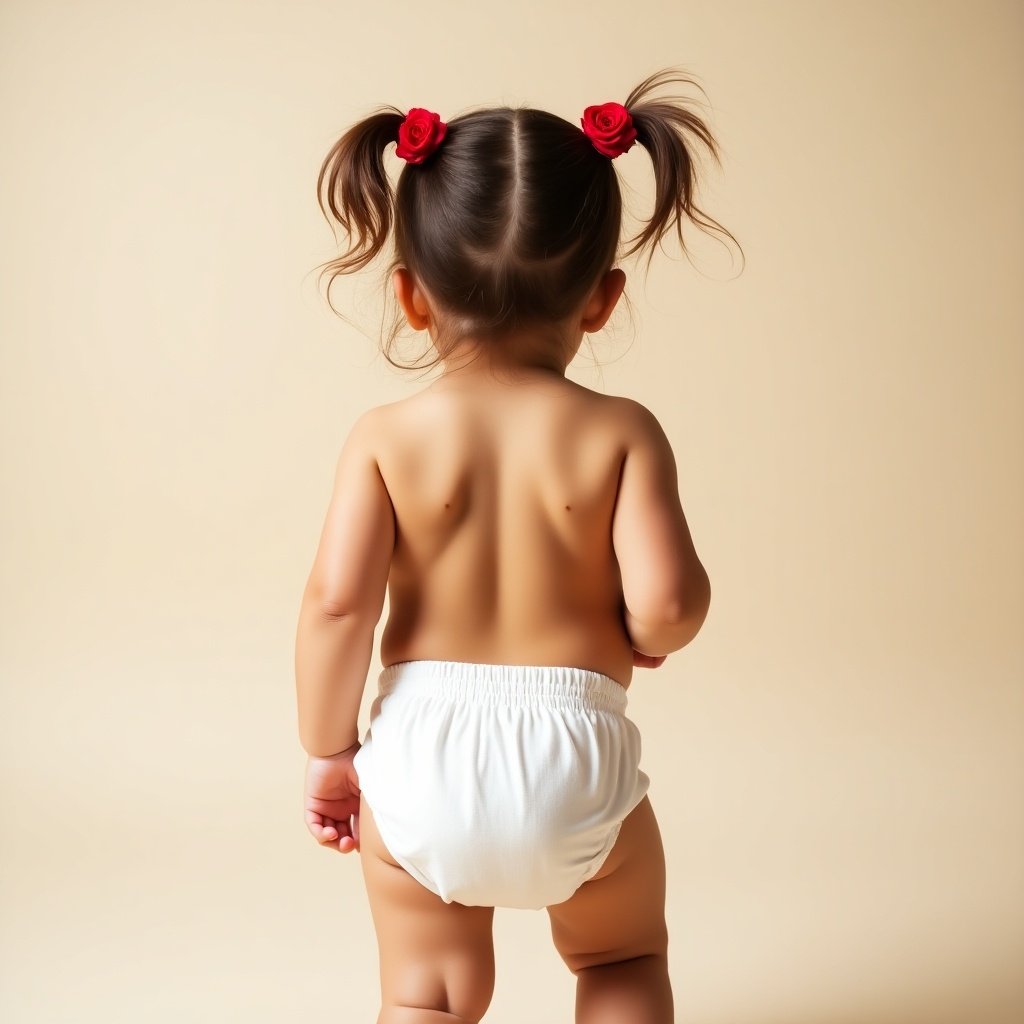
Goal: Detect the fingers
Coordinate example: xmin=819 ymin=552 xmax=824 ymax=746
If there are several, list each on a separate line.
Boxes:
xmin=632 ymin=650 xmax=667 ymax=669
xmin=305 ymin=809 xmax=358 ymax=854
xmin=305 ymin=809 xmax=338 ymax=850
xmin=335 ymin=816 xmax=358 ymax=853
xmin=332 ymin=813 xmax=358 ymax=853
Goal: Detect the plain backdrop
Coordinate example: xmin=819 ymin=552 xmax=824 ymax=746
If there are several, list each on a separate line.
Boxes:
xmin=1 ymin=1 xmax=1021 ymax=1022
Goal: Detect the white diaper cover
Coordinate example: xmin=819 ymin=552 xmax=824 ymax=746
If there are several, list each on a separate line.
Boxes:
xmin=352 ymin=659 xmax=650 ymax=910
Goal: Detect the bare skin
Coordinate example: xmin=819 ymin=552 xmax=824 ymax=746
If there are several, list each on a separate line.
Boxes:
xmin=299 ymin=267 xmax=710 ymax=1022
xmin=376 ymin=366 xmax=648 ymax=688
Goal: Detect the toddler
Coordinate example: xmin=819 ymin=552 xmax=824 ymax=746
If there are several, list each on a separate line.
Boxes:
xmin=295 ymin=66 xmax=737 ymax=1024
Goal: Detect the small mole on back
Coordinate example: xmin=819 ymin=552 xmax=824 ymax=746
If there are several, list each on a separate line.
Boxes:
xmin=565 ymin=504 xmax=571 ymax=511
xmin=444 ymin=502 xmax=451 ymax=509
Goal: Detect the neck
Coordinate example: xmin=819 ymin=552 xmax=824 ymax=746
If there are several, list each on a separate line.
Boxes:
xmin=433 ymin=333 xmax=576 ymax=385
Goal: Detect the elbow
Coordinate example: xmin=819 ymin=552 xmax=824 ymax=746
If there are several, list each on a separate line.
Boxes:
xmin=664 ymin=596 xmax=710 ymax=650
xmin=680 ymin=583 xmax=712 ymax=640
xmin=301 ymin=586 xmax=380 ymax=625
xmin=663 ymin=570 xmax=711 ymax=626
xmin=628 ymin=575 xmax=711 ymax=656
xmin=316 ymin=604 xmax=361 ymax=622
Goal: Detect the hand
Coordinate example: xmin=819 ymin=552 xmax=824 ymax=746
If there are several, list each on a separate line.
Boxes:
xmin=632 ymin=649 xmax=667 ymax=669
xmin=304 ymin=741 xmax=361 ymax=854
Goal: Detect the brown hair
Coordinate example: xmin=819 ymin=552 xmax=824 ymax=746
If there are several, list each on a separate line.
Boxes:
xmin=313 ymin=66 xmax=743 ymax=374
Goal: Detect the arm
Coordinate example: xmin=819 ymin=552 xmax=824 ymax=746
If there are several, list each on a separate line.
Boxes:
xmin=610 ymin=399 xmax=711 ymax=658
xmin=294 ymin=409 xmax=395 ymax=757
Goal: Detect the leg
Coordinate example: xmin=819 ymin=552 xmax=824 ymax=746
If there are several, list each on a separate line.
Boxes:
xmin=546 ymin=795 xmax=673 ymax=1024
xmin=359 ymin=793 xmax=496 ymax=1023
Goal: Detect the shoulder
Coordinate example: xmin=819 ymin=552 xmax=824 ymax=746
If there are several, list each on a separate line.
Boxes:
xmin=338 ymin=394 xmax=438 ymax=472
xmin=348 ymin=393 xmax=428 ymax=436
xmin=594 ymin=395 xmax=679 ymax=481
xmin=601 ymin=393 xmax=658 ymax=423
xmin=533 ymin=383 xmax=673 ymax=459
xmin=588 ymin=392 xmax=670 ymax=443
xmin=337 ymin=401 xmax=400 ymax=466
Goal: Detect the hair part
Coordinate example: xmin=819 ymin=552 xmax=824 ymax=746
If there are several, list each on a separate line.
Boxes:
xmin=313 ymin=66 xmax=744 ymax=375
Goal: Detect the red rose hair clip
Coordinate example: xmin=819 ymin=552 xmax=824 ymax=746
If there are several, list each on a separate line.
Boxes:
xmin=396 ymin=107 xmax=448 ymax=164
xmin=580 ymin=101 xmax=638 ymax=159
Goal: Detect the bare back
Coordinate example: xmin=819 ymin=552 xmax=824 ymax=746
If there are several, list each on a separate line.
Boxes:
xmin=371 ymin=372 xmax=637 ymax=688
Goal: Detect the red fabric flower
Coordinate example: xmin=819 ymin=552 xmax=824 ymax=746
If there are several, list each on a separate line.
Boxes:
xmin=396 ymin=107 xmax=448 ymax=164
xmin=580 ymin=102 xmax=638 ymax=159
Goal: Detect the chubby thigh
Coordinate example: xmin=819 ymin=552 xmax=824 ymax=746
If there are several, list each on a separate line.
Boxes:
xmin=545 ymin=793 xmax=671 ymax=973
xmin=354 ymin=690 xmax=650 ymax=909
xmin=358 ymin=794 xmax=498 ymax=1022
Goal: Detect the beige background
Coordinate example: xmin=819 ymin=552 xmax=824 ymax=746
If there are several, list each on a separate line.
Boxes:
xmin=2 ymin=1 xmax=1022 ymax=1021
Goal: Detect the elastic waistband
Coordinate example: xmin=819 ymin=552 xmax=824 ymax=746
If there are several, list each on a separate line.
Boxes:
xmin=377 ymin=660 xmax=628 ymax=714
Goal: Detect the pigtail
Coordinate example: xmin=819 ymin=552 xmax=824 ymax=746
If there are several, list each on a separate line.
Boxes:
xmin=622 ymin=68 xmax=742 ymax=272
xmin=314 ymin=106 xmax=405 ymax=298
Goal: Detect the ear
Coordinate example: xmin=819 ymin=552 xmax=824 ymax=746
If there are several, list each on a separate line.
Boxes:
xmin=392 ymin=268 xmax=432 ymax=332
xmin=579 ymin=268 xmax=627 ymax=334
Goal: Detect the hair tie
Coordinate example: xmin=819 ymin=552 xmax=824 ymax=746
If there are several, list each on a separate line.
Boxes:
xmin=580 ymin=101 xmax=637 ymax=159
xmin=396 ymin=107 xmax=448 ymax=164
